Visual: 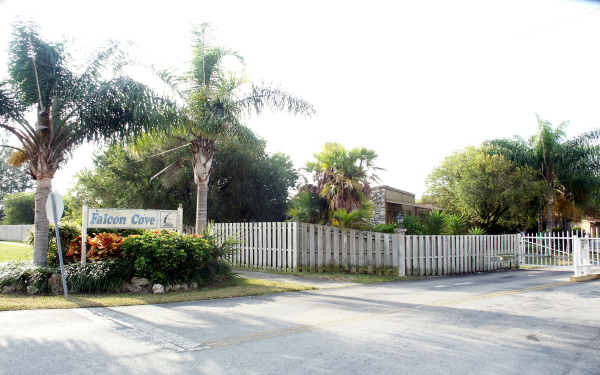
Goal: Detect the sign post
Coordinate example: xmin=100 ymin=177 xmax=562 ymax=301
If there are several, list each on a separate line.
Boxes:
xmin=45 ymin=192 xmax=69 ymax=300
xmin=81 ymin=202 xmax=88 ymax=265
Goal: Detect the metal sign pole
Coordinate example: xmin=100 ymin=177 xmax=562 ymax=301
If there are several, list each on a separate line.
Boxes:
xmin=50 ymin=194 xmax=69 ymax=300
xmin=81 ymin=202 xmax=88 ymax=265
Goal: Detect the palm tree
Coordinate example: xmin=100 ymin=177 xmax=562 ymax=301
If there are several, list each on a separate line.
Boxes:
xmin=305 ymin=143 xmax=380 ymax=213
xmin=487 ymin=115 xmax=600 ymax=231
xmin=136 ymin=27 xmax=315 ymax=233
xmin=0 ymin=23 xmax=176 ymax=265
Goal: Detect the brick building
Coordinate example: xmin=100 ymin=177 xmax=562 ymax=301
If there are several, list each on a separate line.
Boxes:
xmin=370 ymin=185 xmax=435 ymax=225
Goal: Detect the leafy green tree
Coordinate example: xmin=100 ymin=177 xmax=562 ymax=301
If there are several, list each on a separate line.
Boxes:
xmin=0 ymin=140 xmax=33 ymax=219
xmin=1 ymin=192 xmax=34 ymax=224
xmin=0 ymin=23 xmax=175 ymax=265
xmin=136 ymin=26 xmax=314 ymax=233
xmin=208 ymin=140 xmax=298 ymax=222
xmin=305 ymin=143 xmax=380 ymax=212
xmin=70 ymin=138 xmax=297 ymax=225
xmin=487 ymin=115 xmax=600 ymax=231
xmin=425 ymin=147 xmax=545 ymax=233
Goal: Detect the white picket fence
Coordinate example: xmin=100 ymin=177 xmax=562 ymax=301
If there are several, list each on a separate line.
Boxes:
xmin=0 ymin=224 xmax=33 ymax=242
xmin=213 ymin=222 xmax=520 ymax=276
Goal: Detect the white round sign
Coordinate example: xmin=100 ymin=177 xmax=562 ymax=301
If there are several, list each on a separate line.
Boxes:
xmin=45 ymin=192 xmax=64 ymax=224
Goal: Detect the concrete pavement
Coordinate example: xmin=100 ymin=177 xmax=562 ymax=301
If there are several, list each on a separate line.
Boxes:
xmin=0 ymin=269 xmax=599 ymax=375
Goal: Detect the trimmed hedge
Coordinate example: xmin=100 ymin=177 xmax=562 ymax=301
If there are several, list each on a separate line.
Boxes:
xmin=121 ymin=230 xmax=234 ymax=285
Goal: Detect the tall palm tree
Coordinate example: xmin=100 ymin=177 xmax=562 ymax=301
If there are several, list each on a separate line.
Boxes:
xmin=305 ymin=143 xmax=380 ymax=212
xmin=0 ymin=23 xmax=176 ymax=265
xmin=136 ymin=27 xmax=315 ymax=233
xmin=487 ymin=115 xmax=600 ymax=231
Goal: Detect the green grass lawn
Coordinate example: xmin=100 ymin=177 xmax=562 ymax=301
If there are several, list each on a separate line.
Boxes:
xmin=0 ymin=277 xmax=316 ymax=311
xmin=0 ymin=241 xmax=33 ymax=262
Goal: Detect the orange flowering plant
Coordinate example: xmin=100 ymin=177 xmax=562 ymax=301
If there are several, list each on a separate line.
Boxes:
xmin=67 ymin=233 xmax=125 ymax=262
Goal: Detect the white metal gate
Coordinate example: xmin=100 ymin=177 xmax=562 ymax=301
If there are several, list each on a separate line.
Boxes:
xmin=520 ymin=231 xmax=600 ymax=270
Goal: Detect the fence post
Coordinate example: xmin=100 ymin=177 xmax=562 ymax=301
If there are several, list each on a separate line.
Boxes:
xmin=293 ymin=222 xmax=299 ymax=271
xmin=395 ymin=234 xmax=404 ymax=277
xmin=516 ymin=234 xmax=521 ymax=269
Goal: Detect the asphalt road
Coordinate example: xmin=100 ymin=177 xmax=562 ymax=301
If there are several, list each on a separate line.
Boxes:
xmin=1 ymin=270 xmax=599 ymax=375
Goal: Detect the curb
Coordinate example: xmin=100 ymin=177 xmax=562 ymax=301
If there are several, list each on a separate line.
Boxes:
xmin=569 ymin=274 xmax=600 ymax=282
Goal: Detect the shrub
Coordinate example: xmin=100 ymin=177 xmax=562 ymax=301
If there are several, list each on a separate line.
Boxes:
xmin=422 ymin=210 xmax=446 ymax=235
xmin=443 ymin=214 xmax=468 ymax=235
xmin=120 ymin=230 xmax=234 ymax=285
xmin=331 ymin=204 xmax=373 ymax=230
xmin=287 ymin=191 xmax=329 ymax=224
xmin=0 ymin=261 xmax=54 ymax=293
xmin=402 ymin=215 xmax=424 ymax=235
xmin=371 ymin=223 xmax=398 ymax=233
xmin=67 ymin=232 xmax=124 ymax=262
xmin=64 ymin=260 xmax=133 ymax=293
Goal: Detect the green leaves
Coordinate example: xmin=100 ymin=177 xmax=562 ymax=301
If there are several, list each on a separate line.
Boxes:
xmin=304 ymin=143 xmax=380 ymax=213
xmin=2 ymin=22 xmax=178 ymax=181
xmin=486 ymin=115 xmax=600 ymax=229
xmin=425 ymin=147 xmax=544 ymax=233
xmin=120 ymin=231 xmax=232 ymax=285
xmin=8 ymin=22 xmax=67 ymax=110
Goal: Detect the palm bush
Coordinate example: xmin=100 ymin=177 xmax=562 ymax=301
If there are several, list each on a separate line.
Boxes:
xmin=331 ymin=203 xmax=373 ymax=230
xmin=443 ymin=213 xmax=468 ymax=235
xmin=468 ymin=226 xmax=486 ymax=235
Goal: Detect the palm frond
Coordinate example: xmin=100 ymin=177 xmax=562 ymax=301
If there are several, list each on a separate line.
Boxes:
xmin=237 ymin=84 xmax=316 ymax=117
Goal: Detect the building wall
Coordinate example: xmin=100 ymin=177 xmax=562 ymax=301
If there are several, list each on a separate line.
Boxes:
xmin=384 ymin=188 xmax=415 ymax=205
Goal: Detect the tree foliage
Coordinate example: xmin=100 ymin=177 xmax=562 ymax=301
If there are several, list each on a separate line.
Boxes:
xmin=304 ymin=143 xmax=380 ymax=213
xmin=424 ymin=147 xmax=545 ymax=233
xmin=1 ymin=192 xmax=34 ymax=224
xmin=486 ymin=115 xmax=600 ymax=230
xmin=69 ymin=138 xmax=298 ymax=225
xmin=135 ymin=26 xmax=314 ymax=232
xmin=0 ymin=140 xmax=33 ymax=219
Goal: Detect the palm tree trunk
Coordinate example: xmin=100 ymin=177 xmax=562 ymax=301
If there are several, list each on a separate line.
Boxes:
xmin=195 ymin=180 xmax=208 ymax=234
xmin=33 ymin=177 xmax=52 ymax=266
xmin=546 ymin=199 xmax=554 ymax=232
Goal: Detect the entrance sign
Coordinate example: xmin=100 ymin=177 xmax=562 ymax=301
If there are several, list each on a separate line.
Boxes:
xmin=81 ymin=203 xmax=183 ymax=264
xmin=46 ymin=192 xmax=69 ymax=300
xmin=86 ymin=208 xmax=179 ymax=229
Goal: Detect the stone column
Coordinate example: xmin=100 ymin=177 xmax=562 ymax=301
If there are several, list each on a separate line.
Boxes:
xmin=370 ymin=189 xmax=386 ymax=225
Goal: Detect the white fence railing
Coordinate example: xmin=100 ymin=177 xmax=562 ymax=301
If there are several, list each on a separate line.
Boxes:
xmin=213 ymin=222 xmax=520 ymax=276
xmin=520 ymin=231 xmax=600 ymax=268
xmin=0 ymin=225 xmax=33 ymax=242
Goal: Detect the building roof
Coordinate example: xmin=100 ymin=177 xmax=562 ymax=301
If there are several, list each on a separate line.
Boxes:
xmin=372 ymin=185 xmax=415 ymax=197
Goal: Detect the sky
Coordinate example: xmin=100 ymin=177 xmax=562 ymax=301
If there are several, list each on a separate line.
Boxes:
xmin=1 ymin=0 xmax=600 ymax=199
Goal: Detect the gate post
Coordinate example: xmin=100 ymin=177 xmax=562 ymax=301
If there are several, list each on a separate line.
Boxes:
xmin=574 ymin=235 xmax=591 ymax=277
